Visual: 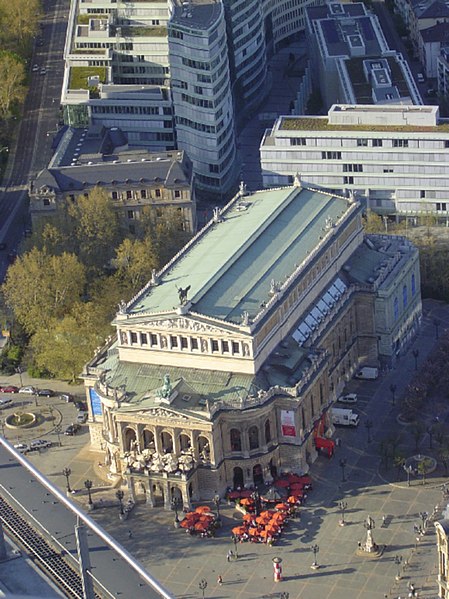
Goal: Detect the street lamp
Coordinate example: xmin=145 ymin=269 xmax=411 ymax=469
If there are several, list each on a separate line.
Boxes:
xmin=15 ymin=366 xmax=23 ymax=387
xmin=0 ymin=418 xmax=5 ymax=437
xmin=404 ymin=464 xmax=413 ymax=487
xmin=365 ymin=419 xmax=373 ymax=443
xmin=231 ymin=534 xmax=239 ymax=558
xmin=171 ymin=495 xmax=182 ymax=528
xmin=339 ymin=458 xmax=347 ymax=482
xmin=434 ymin=318 xmax=440 ymax=340
xmin=310 ymin=544 xmax=320 ymax=569
xmin=62 ymin=467 xmax=72 ymax=493
xmin=116 ymin=489 xmax=125 ymax=515
xmin=390 ymin=383 xmax=397 ymax=406
xmin=198 ymin=578 xmax=207 ymax=599
xmin=419 ymin=511 xmax=428 ymax=530
xmin=339 ymin=500 xmax=348 ymax=526
xmin=84 ymin=479 xmax=93 ymax=508
xmin=412 ymin=348 xmax=419 ymax=371
xmin=394 ymin=555 xmax=402 ymax=580
xmin=213 ymin=493 xmax=221 ymax=521
xmin=55 ymin=425 xmax=62 ymax=447
xmin=251 ymin=488 xmax=261 ymax=516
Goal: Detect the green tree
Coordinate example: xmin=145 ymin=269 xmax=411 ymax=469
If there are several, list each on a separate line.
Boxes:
xmin=141 ymin=207 xmax=191 ymax=266
xmin=113 ymin=237 xmax=158 ymax=292
xmin=2 ymin=248 xmax=86 ymax=334
xmin=31 ymin=302 xmax=112 ymax=382
xmin=66 ymin=187 xmax=121 ymax=273
xmin=362 ymin=210 xmax=385 ymax=234
xmin=0 ymin=51 xmax=26 ymax=117
xmin=0 ymin=0 xmax=41 ymax=50
xmin=417 ymin=458 xmax=433 ymax=485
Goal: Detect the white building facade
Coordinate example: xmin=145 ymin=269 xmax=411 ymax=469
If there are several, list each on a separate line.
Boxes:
xmin=260 ymin=104 xmax=449 ymax=217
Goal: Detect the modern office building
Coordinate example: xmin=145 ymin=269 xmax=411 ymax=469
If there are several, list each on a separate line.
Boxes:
xmin=260 ymin=104 xmax=449 ymax=216
xmin=82 ymin=181 xmax=420 ymax=506
xmin=437 ymin=45 xmax=449 ymax=99
xmin=305 ymin=2 xmax=422 ymax=109
xmin=29 ymin=127 xmax=196 ymax=234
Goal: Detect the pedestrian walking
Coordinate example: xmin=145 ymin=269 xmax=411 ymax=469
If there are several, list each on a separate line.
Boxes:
xmin=227 ymin=550 xmax=234 ymax=562
xmin=128 ymin=530 xmax=133 ymax=539
xmin=217 ymin=575 xmax=223 ymax=586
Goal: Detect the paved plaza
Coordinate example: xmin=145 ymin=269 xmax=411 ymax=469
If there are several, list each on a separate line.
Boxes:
xmin=1 ymin=298 xmax=449 ymax=598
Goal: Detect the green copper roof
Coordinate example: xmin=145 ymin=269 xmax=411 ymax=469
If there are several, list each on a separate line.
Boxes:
xmin=128 ymin=186 xmax=350 ymax=324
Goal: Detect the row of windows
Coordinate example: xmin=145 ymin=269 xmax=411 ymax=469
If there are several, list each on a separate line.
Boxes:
xmin=175 ymin=115 xmax=223 ymax=134
xmin=91 ymin=105 xmax=164 ymax=115
xmin=126 ymin=330 xmax=246 ymax=355
xmin=111 ymin=189 xmax=183 ymax=201
xmin=393 ymin=275 xmax=416 ymax=321
xmin=230 ymin=421 xmax=272 ymax=452
xmin=289 ymin=137 xmax=449 ymax=149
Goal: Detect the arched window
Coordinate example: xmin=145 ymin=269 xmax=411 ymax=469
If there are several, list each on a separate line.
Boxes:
xmin=248 ymin=426 xmax=259 ymax=450
xmin=230 ymin=429 xmax=241 ymax=452
xmin=124 ymin=428 xmax=136 ymax=452
xmin=265 ymin=419 xmax=271 ymax=444
xmin=403 ymin=284 xmax=408 ymax=308
xmin=411 ymin=273 xmax=416 ymax=296
xmin=161 ymin=431 xmax=173 ymax=453
xmin=179 ymin=433 xmax=191 ymax=451
xmin=394 ymin=297 xmax=399 ymax=321
xmin=143 ymin=429 xmax=155 ymax=449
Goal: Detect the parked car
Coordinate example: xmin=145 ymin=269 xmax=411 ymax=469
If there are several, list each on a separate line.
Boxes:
xmin=0 ymin=385 xmax=19 ymax=393
xmin=76 ymin=411 xmax=88 ymax=424
xmin=417 ymin=72 xmax=425 ymax=83
xmin=40 ymin=67 xmax=46 ymax=76
xmin=19 ymin=386 xmax=37 ymax=394
xmin=75 ymin=400 xmax=87 ymax=411
xmin=59 ymin=393 xmax=74 ymax=403
xmin=37 ymin=389 xmax=55 ymax=397
xmin=32 ymin=64 xmax=39 ymax=72
xmin=29 ymin=439 xmax=52 ymax=451
xmin=14 ymin=443 xmax=29 ymax=454
xmin=0 ymin=398 xmax=13 ymax=408
xmin=337 ymin=393 xmax=358 ymax=404
xmin=64 ymin=423 xmax=81 ymax=436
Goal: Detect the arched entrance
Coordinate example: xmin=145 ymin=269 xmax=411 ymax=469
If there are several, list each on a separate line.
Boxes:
xmin=180 ymin=433 xmax=191 ymax=451
xmin=143 ymin=429 xmax=155 ymax=449
xmin=269 ymin=458 xmax=277 ymax=479
xmin=161 ymin=431 xmax=173 ymax=453
xmin=233 ymin=466 xmax=244 ymax=489
xmin=124 ymin=427 xmax=137 ymax=452
xmin=152 ymin=483 xmax=165 ymax=507
xmin=253 ymin=464 xmax=264 ymax=486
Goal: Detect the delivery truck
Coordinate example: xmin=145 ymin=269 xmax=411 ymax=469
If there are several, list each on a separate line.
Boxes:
xmin=354 ymin=366 xmax=379 ymax=380
xmin=332 ymin=407 xmax=359 ymax=427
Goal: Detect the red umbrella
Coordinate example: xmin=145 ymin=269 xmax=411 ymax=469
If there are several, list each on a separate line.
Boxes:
xmin=287 ymin=473 xmax=302 ymax=483
xmin=275 ymin=503 xmax=289 ymax=511
xmin=180 ymin=519 xmax=191 ymax=528
xmin=240 ymin=498 xmax=253 ymax=506
xmin=290 ymin=482 xmax=305 ymax=490
xmin=232 ymin=525 xmax=246 ymax=535
xmin=256 ymin=515 xmax=270 ymax=525
xmin=242 ymin=513 xmax=253 ymax=522
xmin=274 ymin=479 xmax=289 ymax=488
xmin=194 ymin=522 xmax=208 ymax=531
xmin=260 ymin=510 xmax=275 ymax=517
xmin=298 ymin=475 xmax=312 ymax=484
xmin=249 ymin=527 xmax=260 ymax=536
xmin=195 ymin=506 xmax=211 ymax=513
xmin=287 ymin=495 xmax=298 ymax=504
xmin=228 ymin=491 xmax=240 ymax=500
xmin=260 ymin=529 xmax=269 ymax=538
xmin=240 ymin=490 xmax=253 ymax=498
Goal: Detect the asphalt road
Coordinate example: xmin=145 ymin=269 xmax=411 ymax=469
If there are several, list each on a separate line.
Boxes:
xmin=0 ymin=442 xmax=170 ymax=599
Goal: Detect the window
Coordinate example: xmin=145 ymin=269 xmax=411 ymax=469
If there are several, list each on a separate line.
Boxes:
xmin=437 ymin=202 xmax=447 ymax=211
xmin=150 ymin=334 xmax=158 ymax=346
xmin=420 ymin=190 xmax=426 ymax=199
xmin=180 ymin=336 xmax=188 ymax=349
xmin=141 ymin=189 xmax=147 ymax=199
xmin=343 ymin=176 xmax=354 ymax=184
xmin=130 ymin=332 xmax=138 ymax=344
xmin=393 ymin=139 xmax=409 ymax=148
xmin=372 ymin=139 xmax=383 ymax=147
xmin=357 ymin=139 xmax=368 ymax=147
xmin=290 ymin=138 xmax=306 ymax=146
xmin=191 ymin=338 xmax=199 ymax=350
xmin=411 ymin=273 xmax=416 ymax=296
xmin=211 ymin=339 xmax=219 ymax=352
xmin=403 ymin=284 xmax=408 ymax=308
xmin=232 ymin=341 xmax=240 ymax=354
xmin=394 ymin=297 xmax=399 ymax=320
xmin=155 ymin=189 xmax=161 ymax=198
xmin=43 ymin=198 xmax=50 ymax=206
xmin=126 ymin=190 xmax=132 ymax=200
xmin=343 ymin=164 xmax=363 ymax=172
xmin=248 ymin=426 xmax=259 ymax=450
xmin=383 ymin=168 xmax=393 ymax=173
xmin=230 ymin=429 xmax=242 ymax=452
xmin=322 ymin=151 xmax=341 ymax=159
xmin=170 ymin=335 xmax=178 ymax=348
xmin=222 ymin=340 xmax=229 ymax=353
xmin=141 ymin=333 xmax=148 ymax=345
xmin=127 ymin=210 xmax=134 ymax=219
xmin=174 ymin=190 xmax=181 ymax=198
xmin=265 ymin=420 xmax=271 ymax=444
xmin=112 ymin=191 xmax=118 ymax=200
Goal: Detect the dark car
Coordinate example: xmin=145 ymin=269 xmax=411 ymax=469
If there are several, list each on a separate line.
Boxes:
xmin=0 ymin=385 xmax=19 ymax=393
xmin=64 ymin=423 xmax=81 ymax=436
xmin=75 ymin=400 xmax=87 ymax=411
xmin=37 ymin=389 xmax=55 ymax=397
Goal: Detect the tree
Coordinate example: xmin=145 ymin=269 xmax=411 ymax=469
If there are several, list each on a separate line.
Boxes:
xmin=113 ymin=237 xmax=158 ymax=292
xmin=417 ymin=458 xmax=433 ymax=485
xmin=140 ymin=207 xmax=191 ymax=267
xmin=31 ymin=302 xmax=112 ymax=382
xmin=66 ymin=187 xmax=121 ymax=273
xmin=0 ymin=51 xmax=26 ymax=117
xmin=362 ymin=210 xmax=385 ymax=234
xmin=0 ymin=0 xmax=41 ymax=50
xmin=2 ymin=248 xmax=86 ymax=334
xmin=409 ymin=422 xmax=425 ymax=451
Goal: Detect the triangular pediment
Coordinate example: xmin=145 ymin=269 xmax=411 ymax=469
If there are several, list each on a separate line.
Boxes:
xmin=136 ymin=315 xmax=234 ymax=336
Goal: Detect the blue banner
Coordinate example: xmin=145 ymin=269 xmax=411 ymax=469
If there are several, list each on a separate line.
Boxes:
xmin=89 ymin=387 xmax=102 ymax=417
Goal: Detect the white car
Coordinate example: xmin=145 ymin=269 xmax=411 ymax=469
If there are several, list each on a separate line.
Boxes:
xmin=29 ymin=439 xmax=52 ymax=451
xmin=337 ymin=393 xmax=358 ymax=404
xmin=40 ymin=67 xmax=46 ymax=75
xmin=14 ymin=443 xmax=29 ymax=454
xmin=32 ymin=64 xmax=39 ymax=72
xmin=417 ymin=73 xmax=425 ymax=83
xmin=0 ymin=398 xmax=13 ymax=408
xmin=19 ymin=386 xmax=37 ymax=394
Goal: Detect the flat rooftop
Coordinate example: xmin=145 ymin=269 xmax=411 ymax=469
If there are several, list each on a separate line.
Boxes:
xmin=171 ymin=0 xmax=222 ymax=30
xmin=127 ymin=186 xmax=351 ymax=324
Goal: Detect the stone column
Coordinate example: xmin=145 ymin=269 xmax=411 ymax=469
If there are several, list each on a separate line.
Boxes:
xmin=172 ymin=427 xmax=181 ymax=456
xmin=127 ymin=474 xmax=136 ymax=502
xmin=241 ymin=426 xmax=250 ymax=458
xmin=154 ymin=425 xmax=163 ymax=455
xmin=163 ymin=480 xmax=171 ymax=511
xmin=181 ymin=485 xmax=192 ymax=511
xmin=146 ymin=479 xmax=155 ymax=507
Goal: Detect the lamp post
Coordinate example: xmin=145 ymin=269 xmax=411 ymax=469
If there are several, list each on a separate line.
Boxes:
xmin=310 ymin=544 xmax=320 ymax=569
xmin=412 ymin=348 xmax=419 ymax=371
xmin=55 ymin=425 xmax=62 ymax=447
xmin=390 ymin=383 xmax=397 ymax=406
xmin=0 ymin=418 xmax=5 ymax=437
xmin=15 ymin=366 xmax=23 ymax=388
xmin=419 ymin=511 xmax=428 ymax=530
xmin=231 ymin=534 xmax=239 ymax=559
xmin=394 ymin=555 xmax=403 ymax=580
xmin=434 ymin=318 xmax=440 ymax=340
xmin=339 ymin=500 xmax=348 ymax=526
xmin=198 ymin=578 xmax=207 ymax=599
xmin=171 ymin=496 xmax=182 ymax=528
xmin=251 ymin=488 xmax=261 ymax=516
xmin=62 ymin=467 xmax=72 ymax=493
xmin=33 ymin=390 xmax=39 ymax=407
xmin=404 ymin=464 xmax=413 ymax=487
xmin=339 ymin=458 xmax=347 ymax=482
xmin=116 ymin=489 xmax=125 ymax=515
xmin=365 ymin=419 xmax=373 ymax=444
xmin=84 ymin=479 xmax=93 ymax=508
xmin=213 ymin=493 xmax=221 ymax=523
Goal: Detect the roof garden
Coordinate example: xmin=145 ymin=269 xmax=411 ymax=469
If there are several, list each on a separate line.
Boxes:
xmin=68 ymin=66 xmax=107 ymax=90
xmin=278 ymin=117 xmax=449 ymax=133
xmin=345 ymin=56 xmax=411 ymax=103
xmin=120 ymin=25 xmax=167 ymax=37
